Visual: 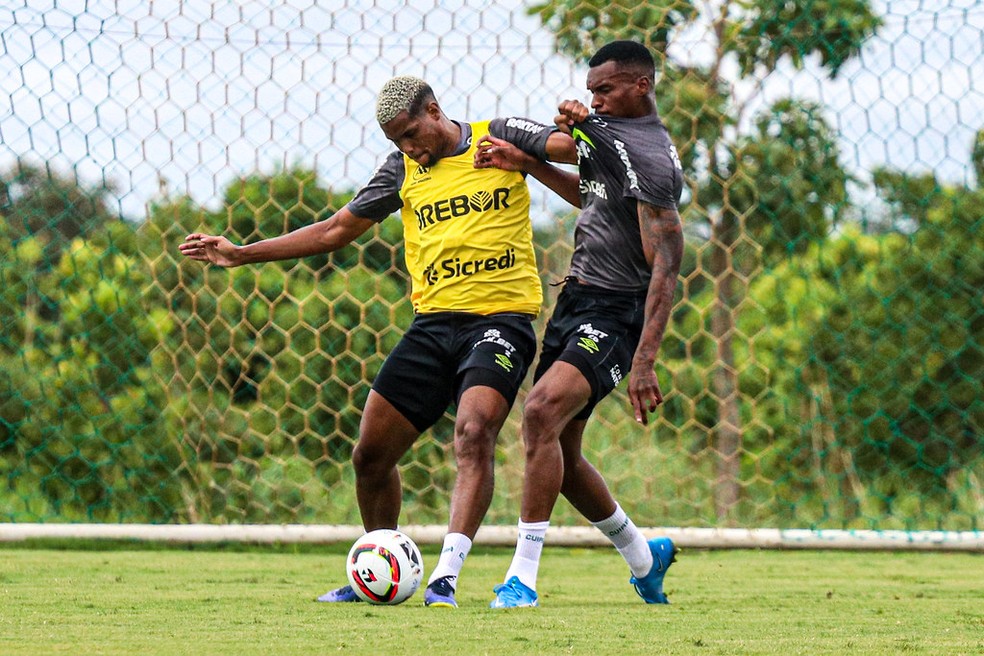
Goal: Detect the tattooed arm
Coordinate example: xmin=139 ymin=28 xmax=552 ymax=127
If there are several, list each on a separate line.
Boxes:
xmin=628 ymin=200 xmax=684 ymax=425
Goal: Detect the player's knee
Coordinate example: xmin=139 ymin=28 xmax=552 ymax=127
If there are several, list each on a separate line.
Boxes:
xmin=523 ymin=390 xmax=562 ymax=437
xmin=351 ymin=443 xmax=370 ymax=476
xmin=352 ymin=442 xmax=386 ymax=479
xmin=453 ymin=415 xmax=497 ymax=465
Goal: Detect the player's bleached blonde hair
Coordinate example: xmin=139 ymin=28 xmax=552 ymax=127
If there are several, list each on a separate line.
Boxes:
xmin=375 ymin=76 xmax=435 ymax=125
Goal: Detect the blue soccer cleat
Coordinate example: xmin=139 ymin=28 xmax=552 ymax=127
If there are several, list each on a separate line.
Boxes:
xmin=423 ymin=576 xmax=458 ymax=608
xmin=489 ymin=576 xmax=539 ymax=608
xmin=630 ymin=537 xmax=677 ymax=604
xmin=315 ymin=584 xmax=362 ymax=603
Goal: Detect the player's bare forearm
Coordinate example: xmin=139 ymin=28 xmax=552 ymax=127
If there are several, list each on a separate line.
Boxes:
xmin=236 ymin=215 xmax=364 ymax=264
xmin=475 ymin=135 xmax=580 ymax=207
xmin=179 ymin=207 xmax=374 ymax=267
xmin=634 ymin=202 xmax=683 ymax=366
xmin=628 ymin=201 xmax=684 ymax=424
xmin=527 ymin=160 xmax=581 ymax=208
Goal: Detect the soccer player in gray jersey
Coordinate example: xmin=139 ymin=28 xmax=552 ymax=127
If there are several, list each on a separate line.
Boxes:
xmin=475 ymin=40 xmax=685 ymax=608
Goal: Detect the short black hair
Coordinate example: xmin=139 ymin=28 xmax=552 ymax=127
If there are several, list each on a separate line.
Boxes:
xmin=588 ymin=40 xmax=655 ymax=78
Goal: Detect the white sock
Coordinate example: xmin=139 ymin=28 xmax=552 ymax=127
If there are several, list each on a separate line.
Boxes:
xmin=427 ymin=532 xmax=472 ymax=589
xmin=503 ymin=520 xmax=549 ymax=591
xmin=591 ymin=504 xmax=653 ymax=578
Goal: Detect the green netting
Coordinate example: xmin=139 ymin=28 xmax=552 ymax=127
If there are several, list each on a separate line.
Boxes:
xmin=1 ymin=1 xmax=981 ymax=534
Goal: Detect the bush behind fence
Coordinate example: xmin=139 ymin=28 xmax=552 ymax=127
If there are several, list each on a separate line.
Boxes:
xmin=1 ymin=1 xmax=982 ymax=533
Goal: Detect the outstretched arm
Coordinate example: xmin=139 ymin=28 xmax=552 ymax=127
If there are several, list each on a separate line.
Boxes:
xmin=475 ymin=135 xmax=581 ymax=208
xmin=178 ymin=205 xmax=375 ymax=267
xmin=628 ymin=201 xmax=684 ymax=425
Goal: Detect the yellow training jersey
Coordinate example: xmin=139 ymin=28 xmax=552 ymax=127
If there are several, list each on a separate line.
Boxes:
xmin=399 ymin=120 xmax=542 ymax=316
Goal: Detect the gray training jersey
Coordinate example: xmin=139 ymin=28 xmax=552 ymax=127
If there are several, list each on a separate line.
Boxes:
xmin=567 ymin=113 xmax=684 ymax=293
xmin=347 ymin=118 xmax=552 ymax=221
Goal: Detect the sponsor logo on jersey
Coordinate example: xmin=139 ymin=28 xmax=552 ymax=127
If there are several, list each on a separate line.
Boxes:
xmin=422 ymin=247 xmax=517 ymax=285
xmin=580 ymin=179 xmax=607 ymax=199
xmin=613 ymin=139 xmax=640 ymax=191
xmin=575 ymin=140 xmax=591 ymax=162
xmin=506 ymin=118 xmax=546 ymax=134
xmin=571 ymin=127 xmax=594 ymax=147
xmin=412 ymin=164 xmax=431 ymax=183
xmin=414 ymin=188 xmax=512 ymax=230
xmin=571 ymin=127 xmax=594 ymax=163
xmin=572 ymin=127 xmax=594 ymax=162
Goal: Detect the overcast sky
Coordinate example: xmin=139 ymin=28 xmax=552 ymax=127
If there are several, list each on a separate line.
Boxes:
xmin=1 ymin=0 xmax=981 ymax=221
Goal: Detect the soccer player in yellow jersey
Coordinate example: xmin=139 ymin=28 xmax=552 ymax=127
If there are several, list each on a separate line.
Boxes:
xmin=179 ymin=77 xmax=558 ymax=608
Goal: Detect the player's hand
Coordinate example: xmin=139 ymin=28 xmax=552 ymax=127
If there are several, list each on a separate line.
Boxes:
xmin=627 ymin=367 xmax=664 ymax=426
xmin=554 ymin=100 xmax=590 ymax=134
xmin=178 ymin=233 xmax=242 ymax=267
xmin=474 ymin=135 xmax=537 ymax=172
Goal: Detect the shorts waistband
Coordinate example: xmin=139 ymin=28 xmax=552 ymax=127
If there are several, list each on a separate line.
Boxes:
xmin=552 ymin=276 xmax=647 ymax=298
xmin=493 ymin=312 xmax=536 ymax=321
xmin=417 ymin=310 xmax=536 ymax=322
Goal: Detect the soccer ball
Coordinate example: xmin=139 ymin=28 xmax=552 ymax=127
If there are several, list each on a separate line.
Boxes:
xmin=345 ymin=529 xmax=424 ymax=605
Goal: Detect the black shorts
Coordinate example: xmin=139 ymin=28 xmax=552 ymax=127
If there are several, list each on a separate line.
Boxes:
xmin=372 ymin=312 xmax=537 ymax=432
xmin=534 ymin=279 xmax=646 ymax=420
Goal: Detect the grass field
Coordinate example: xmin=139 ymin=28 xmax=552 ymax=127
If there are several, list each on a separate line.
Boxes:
xmin=1 ymin=543 xmax=981 ymax=655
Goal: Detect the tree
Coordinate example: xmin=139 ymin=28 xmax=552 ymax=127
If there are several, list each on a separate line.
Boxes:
xmin=0 ymin=162 xmax=119 ymax=272
xmin=528 ymin=0 xmax=880 ymax=520
xmin=837 ymin=134 xmax=984 ymax=492
xmin=0 ymin=174 xmax=182 ymax=521
xmin=730 ymin=129 xmax=984 ymax=528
